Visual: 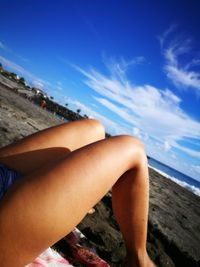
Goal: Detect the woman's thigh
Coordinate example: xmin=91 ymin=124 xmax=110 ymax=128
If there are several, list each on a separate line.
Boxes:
xmin=0 ymin=119 xmax=105 ymax=175
xmin=0 ymin=135 xmax=143 ymax=267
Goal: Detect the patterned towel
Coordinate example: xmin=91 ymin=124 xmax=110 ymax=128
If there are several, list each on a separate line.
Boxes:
xmin=25 ymin=228 xmax=110 ymax=266
xmin=25 ymin=247 xmax=73 ymax=267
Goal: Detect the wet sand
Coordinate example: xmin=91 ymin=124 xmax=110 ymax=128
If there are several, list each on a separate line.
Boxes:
xmin=0 ymin=83 xmax=199 ymax=267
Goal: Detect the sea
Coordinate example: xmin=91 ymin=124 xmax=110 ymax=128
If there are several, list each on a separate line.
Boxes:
xmin=148 ymin=157 xmax=200 ymax=197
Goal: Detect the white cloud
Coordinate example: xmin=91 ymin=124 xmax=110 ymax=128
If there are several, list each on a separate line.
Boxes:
xmin=17 ymin=55 xmax=29 ymax=63
xmin=61 ymin=96 xmax=128 ymax=135
xmin=164 ymin=141 xmax=172 ymax=152
xmin=0 ymin=41 xmax=28 ymax=62
xmin=56 ymin=81 xmax=62 ymax=86
xmin=171 ymin=153 xmax=177 ymax=159
xmin=0 ymin=41 xmax=9 ymax=51
xmin=32 ymin=79 xmax=45 ymax=89
xmin=188 ymin=165 xmax=200 ymax=182
xmin=75 ymin=61 xmax=200 ymax=161
xmin=174 ymin=142 xmax=200 ymax=159
xmin=160 ymin=26 xmax=200 ymax=92
xmin=102 ymin=54 xmax=145 ymax=83
xmin=133 ymin=127 xmax=140 ymax=137
xmin=158 ymin=24 xmax=177 ymax=48
xmin=192 ymin=165 xmax=200 ymax=175
xmin=94 ymin=96 xmax=136 ymax=125
xmin=0 ymin=55 xmax=48 ymax=89
xmin=0 ymin=55 xmax=28 ymax=74
xmin=55 ymin=81 xmax=63 ymax=91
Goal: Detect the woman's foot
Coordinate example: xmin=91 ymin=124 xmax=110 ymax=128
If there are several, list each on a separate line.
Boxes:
xmin=123 ymin=252 xmax=156 ymax=267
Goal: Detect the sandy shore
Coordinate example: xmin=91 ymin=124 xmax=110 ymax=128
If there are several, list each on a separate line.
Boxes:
xmin=0 ymin=83 xmax=200 ymax=267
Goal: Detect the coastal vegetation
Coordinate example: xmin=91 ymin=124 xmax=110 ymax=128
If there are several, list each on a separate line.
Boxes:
xmin=0 ymin=63 xmax=111 ymax=137
xmin=0 ymin=63 xmax=83 ymax=120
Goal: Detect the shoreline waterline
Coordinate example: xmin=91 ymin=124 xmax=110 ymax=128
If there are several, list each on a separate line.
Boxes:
xmin=148 ymin=156 xmax=200 ymax=197
xmin=148 ymin=165 xmax=200 ymax=197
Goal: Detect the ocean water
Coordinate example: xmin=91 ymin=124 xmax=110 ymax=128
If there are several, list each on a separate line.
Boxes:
xmin=148 ymin=157 xmax=200 ymax=197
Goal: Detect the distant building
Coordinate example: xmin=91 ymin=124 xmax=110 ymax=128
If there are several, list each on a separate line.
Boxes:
xmin=32 ymin=87 xmax=48 ymax=98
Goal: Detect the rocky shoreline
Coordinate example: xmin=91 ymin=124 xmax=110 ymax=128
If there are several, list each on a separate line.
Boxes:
xmin=0 ymin=83 xmax=200 ymax=267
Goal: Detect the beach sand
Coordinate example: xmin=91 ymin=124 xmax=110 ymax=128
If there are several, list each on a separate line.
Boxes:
xmin=0 ymin=83 xmax=200 ymax=267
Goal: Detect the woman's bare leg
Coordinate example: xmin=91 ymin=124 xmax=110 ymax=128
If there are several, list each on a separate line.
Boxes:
xmin=0 ymin=119 xmax=105 ymax=175
xmin=0 ymin=136 xmax=153 ymax=267
xmin=112 ymin=150 xmax=154 ymax=267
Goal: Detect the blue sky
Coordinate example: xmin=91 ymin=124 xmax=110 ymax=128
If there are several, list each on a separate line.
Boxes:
xmin=0 ymin=0 xmax=200 ymax=181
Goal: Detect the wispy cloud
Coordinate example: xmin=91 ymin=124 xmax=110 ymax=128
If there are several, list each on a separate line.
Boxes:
xmin=0 ymin=40 xmax=29 ymax=62
xmin=192 ymin=165 xmax=200 ymax=175
xmin=59 ymin=95 xmax=128 ymax=135
xmin=102 ymin=54 xmax=145 ymax=83
xmin=55 ymin=81 xmax=63 ymax=91
xmin=74 ymin=57 xmax=200 ymax=161
xmin=0 ymin=55 xmax=47 ymax=89
xmin=17 ymin=55 xmax=29 ymax=63
xmin=0 ymin=41 xmax=11 ymax=52
xmin=174 ymin=143 xmax=200 ymax=159
xmin=159 ymin=25 xmax=200 ymax=93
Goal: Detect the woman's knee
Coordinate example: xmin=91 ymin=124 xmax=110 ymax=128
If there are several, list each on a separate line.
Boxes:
xmin=114 ymin=135 xmax=144 ymax=149
xmin=113 ymin=135 xmax=147 ymax=167
xmin=84 ymin=119 xmax=105 ymax=140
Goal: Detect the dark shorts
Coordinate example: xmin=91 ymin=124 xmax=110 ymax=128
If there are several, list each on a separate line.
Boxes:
xmin=0 ymin=164 xmax=22 ymax=200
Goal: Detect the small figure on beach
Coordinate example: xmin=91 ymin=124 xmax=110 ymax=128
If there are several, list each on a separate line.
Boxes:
xmin=40 ymin=99 xmax=46 ymax=109
xmin=0 ymin=119 xmax=155 ymax=267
